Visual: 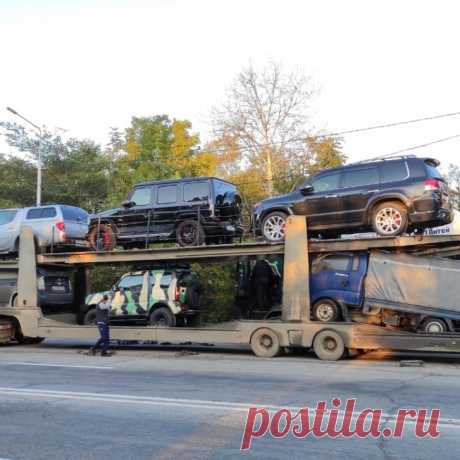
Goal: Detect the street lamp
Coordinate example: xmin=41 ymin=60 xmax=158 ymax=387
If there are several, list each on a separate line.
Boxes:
xmin=6 ymin=107 xmax=43 ymax=206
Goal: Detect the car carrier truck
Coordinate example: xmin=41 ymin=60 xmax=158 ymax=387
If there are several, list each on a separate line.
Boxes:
xmin=2 ymin=216 xmax=460 ymax=361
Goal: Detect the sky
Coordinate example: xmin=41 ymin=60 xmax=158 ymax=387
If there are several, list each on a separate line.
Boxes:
xmin=1 ymin=0 xmax=460 ymax=169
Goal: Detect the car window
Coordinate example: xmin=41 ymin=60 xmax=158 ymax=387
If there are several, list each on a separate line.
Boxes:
xmin=62 ymin=206 xmax=89 ymax=222
xmin=311 ymin=254 xmax=351 ymax=273
xmin=183 ymin=182 xmax=209 ymax=202
xmin=26 ymin=207 xmax=57 ymax=219
xmin=343 ymin=167 xmax=379 ymax=188
xmin=130 ymin=187 xmax=151 ymax=206
xmin=118 ymin=274 xmax=144 ymax=289
xmin=214 ymin=180 xmax=235 ymax=198
xmin=160 ymin=273 xmax=173 ymax=288
xmin=157 ymin=185 xmax=178 ymax=204
xmin=312 ymin=172 xmax=341 ymax=192
xmin=425 ymin=161 xmax=443 ymax=180
xmin=381 ymin=161 xmax=408 ymax=182
xmin=0 ymin=210 xmax=17 ymax=225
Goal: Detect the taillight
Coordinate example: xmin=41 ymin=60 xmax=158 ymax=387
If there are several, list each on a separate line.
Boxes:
xmin=175 ymin=286 xmax=180 ymax=301
xmin=55 ymin=221 xmax=65 ymax=231
xmin=424 ymin=178 xmax=440 ymax=191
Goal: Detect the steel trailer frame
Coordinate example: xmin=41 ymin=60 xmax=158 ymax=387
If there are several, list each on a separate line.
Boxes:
xmin=3 ymin=216 xmax=460 ymax=360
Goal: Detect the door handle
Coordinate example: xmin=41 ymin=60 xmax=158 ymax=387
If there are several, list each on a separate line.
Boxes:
xmin=325 ymin=194 xmax=338 ymax=198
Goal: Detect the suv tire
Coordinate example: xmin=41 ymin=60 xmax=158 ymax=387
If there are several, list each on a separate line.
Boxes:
xmin=83 ymin=308 xmax=97 ymax=325
xmin=149 ymin=307 xmax=176 ymax=327
xmin=371 ymin=202 xmax=408 ymax=237
xmin=176 ymin=221 xmax=205 ymax=247
xmin=88 ymin=224 xmax=117 ymax=251
xmin=262 ymin=211 xmax=288 ymax=243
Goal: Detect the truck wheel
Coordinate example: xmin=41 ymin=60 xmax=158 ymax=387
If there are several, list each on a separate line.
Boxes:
xmin=261 ymin=212 xmax=288 ymax=243
xmin=250 ymin=328 xmax=281 ymax=358
xmin=83 ymin=308 xmax=97 ymax=325
xmin=176 ymin=221 xmax=205 ymax=247
xmin=88 ymin=224 xmax=116 ymax=251
xmin=149 ymin=307 xmax=176 ymax=327
xmin=371 ymin=202 xmax=408 ymax=236
xmin=313 ymin=330 xmax=345 ymax=361
xmin=313 ymin=299 xmax=340 ymax=322
xmin=419 ymin=317 xmax=448 ymax=334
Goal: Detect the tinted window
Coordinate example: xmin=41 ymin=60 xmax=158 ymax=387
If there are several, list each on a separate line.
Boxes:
xmin=184 ymin=182 xmax=209 ymax=202
xmin=381 ymin=161 xmax=407 ymax=182
xmin=26 ymin=207 xmax=57 ymax=219
xmin=425 ymin=161 xmax=443 ymax=180
xmin=312 ymin=172 xmax=341 ymax=192
xmin=214 ymin=180 xmax=235 ymax=199
xmin=42 ymin=207 xmax=57 ymax=218
xmin=343 ymin=167 xmax=379 ymax=188
xmin=130 ymin=187 xmax=151 ymax=206
xmin=160 ymin=273 xmax=173 ymax=288
xmin=157 ymin=185 xmax=177 ymax=204
xmin=62 ymin=206 xmax=89 ymax=222
xmin=0 ymin=210 xmax=17 ymax=225
xmin=312 ymin=254 xmax=351 ymax=273
xmin=118 ymin=274 xmax=144 ymax=289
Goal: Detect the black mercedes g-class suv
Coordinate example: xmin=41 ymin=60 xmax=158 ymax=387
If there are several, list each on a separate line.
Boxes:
xmin=88 ymin=177 xmax=243 ymax=250
xmin=253 ymin=156 xmax=452 ymax=242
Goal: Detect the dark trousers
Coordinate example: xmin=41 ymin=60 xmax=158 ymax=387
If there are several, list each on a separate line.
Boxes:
xmin=94 ymin=323 xmax=110 ymax=353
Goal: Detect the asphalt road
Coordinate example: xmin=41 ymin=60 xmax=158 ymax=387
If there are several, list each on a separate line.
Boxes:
xmin=1 ymin=340 xmax=460 ymax=459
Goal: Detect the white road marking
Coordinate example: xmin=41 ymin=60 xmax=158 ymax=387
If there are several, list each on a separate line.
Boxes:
xmin=0 ymin=386 xmax=459 ymax=429
xmin=2 ymin=362 xmax=113 ymax=370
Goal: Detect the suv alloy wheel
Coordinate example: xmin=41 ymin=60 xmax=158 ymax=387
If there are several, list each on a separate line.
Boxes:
xmin=262 ymin=211 xmax=288 ymax=243
xmin=371 ymin=202 xmax=408 ymax=237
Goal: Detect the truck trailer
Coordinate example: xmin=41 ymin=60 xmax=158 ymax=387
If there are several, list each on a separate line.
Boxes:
xmin=3 ymin=216 xmax=460 ymax=361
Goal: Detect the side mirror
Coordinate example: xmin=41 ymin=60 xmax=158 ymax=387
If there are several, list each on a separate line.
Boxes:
xmin=300 ymin=184 xmax=314 ymax=196
xmin=122 ymin=200 xmax=135 ymax=208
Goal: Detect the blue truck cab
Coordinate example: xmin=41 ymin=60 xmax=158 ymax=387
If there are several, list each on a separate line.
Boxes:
xmin=310 ymin=252 xmax=367 ymax=322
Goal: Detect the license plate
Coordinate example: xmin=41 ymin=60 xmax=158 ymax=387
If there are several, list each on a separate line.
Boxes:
xmin=51 ymin=286 xmax=66 ymax=292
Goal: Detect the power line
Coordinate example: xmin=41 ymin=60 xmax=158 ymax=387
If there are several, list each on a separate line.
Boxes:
xmin=321 ymin=110 xmax=460 ymax=138
xmin=385 ymin=133 xmax=460 ymax=157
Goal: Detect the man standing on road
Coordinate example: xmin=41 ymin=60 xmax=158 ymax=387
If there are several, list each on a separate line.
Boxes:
xmin=89 ymin=294 xmax=112 ymax=356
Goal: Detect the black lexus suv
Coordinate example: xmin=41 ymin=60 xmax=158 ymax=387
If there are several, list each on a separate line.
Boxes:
xmin=88 ymin=177 xmax=243 ymax=250
xmin=253 ymin=156 xmax=452 ymax=242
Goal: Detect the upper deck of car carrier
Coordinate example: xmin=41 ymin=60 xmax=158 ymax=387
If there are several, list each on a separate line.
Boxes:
xmin=34 ymin=233 xmax=460 ymax=265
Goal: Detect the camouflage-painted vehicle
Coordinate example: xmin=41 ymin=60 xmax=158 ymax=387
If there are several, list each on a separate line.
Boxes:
xmin=80 ymin=267 xmax=203 ymax=327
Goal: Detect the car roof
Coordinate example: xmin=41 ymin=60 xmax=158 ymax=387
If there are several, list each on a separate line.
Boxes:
xmin=314 ymin=156 xmax=438 ymax=176
xmin=135 ymin=176 xmax=236 ymax=188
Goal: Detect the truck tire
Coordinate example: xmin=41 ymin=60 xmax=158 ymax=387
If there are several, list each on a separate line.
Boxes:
xmin=88 ymin=224 xmax=116 ymax=251
xmin=312 ymin=299 xmax=340 ymax=322
xmin=261 ymin=211 xmax=288 ymax=243
xmin=176 ymin=221 xmax=205 ymax=247
xmin=419 ymin=317 xmax=448 ymax=334
xmin=250 ymin=328 xmax=281 ymax=358
xmin=313 ymin=330 xmax=345 ymax=361
xmin=83 ymin=308 xmax=97 ymax=325
xmin=371 ymin=201 xmax=408 ymax=236
xmin=149 ymin=307 xmax=176 ymax=327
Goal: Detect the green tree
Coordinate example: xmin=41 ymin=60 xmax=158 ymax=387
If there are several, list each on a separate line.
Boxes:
xmin=0 ymin=122 xmax=110 ymax=211
xmin=0 ymin=154 xmax=36 ymax=207
xmin=107 ymin=116 xmax=217 ymax=205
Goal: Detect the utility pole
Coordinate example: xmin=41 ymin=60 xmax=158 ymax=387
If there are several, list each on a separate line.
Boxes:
xmin=6 ymin=107 xmax=43 ymax=206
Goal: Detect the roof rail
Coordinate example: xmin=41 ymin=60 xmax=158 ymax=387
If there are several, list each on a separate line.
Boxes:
xmin=347 ymin=154 xmax=417 ymax=166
